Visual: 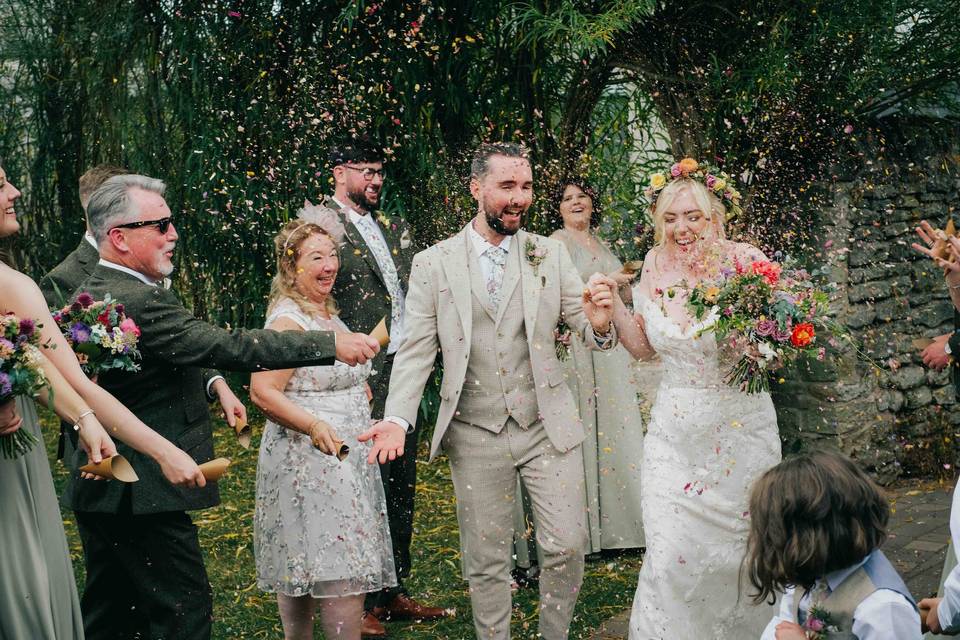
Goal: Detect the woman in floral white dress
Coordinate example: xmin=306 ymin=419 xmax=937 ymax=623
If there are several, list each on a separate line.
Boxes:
xmin=251 ymin=211 xmax=395 ymax=640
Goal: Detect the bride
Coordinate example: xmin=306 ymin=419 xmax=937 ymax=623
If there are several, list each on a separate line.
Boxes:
xmin=594 ymin=161 xmax=782 ymax=638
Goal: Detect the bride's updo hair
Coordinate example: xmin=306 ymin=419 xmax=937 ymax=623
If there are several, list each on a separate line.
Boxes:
xmin=268 ymin=219 xmax=340 ymax=319
xmin=743 ymin=449 xmax=889 ymax=605
xmin=651 ymin=179 xmax=728 ymax=246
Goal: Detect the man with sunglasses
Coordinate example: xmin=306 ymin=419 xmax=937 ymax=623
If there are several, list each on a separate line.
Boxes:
xmin=314 ymin=141 xmax=446 ymax=637
xmin=66 ymin=173 xmax=384 ymax=640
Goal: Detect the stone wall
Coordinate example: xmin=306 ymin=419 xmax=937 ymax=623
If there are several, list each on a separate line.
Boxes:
xmin=773 ymin=129 xmax=960 ymax=483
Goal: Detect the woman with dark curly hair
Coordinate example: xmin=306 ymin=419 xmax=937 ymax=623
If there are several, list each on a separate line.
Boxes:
xmin=549 ymin=178 xmax=646 ymax=553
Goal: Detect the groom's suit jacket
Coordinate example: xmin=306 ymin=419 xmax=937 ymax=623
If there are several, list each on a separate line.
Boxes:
xmin=61 ymin=264 xmax=339 ymax=515
xmin=384 ymin=224 xmax=612 ymax=460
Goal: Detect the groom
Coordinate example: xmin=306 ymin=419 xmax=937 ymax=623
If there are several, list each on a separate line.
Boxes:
xmin=363 ymin=143 xmax=616 ymax=639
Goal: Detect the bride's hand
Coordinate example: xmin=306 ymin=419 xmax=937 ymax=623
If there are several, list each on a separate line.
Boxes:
xmin=76 ymin=413 xmax=118 ymax=465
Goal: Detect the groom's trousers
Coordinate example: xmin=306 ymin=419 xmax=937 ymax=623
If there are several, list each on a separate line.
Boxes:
xmin=443 ymin=417 xmax=588 ymax=640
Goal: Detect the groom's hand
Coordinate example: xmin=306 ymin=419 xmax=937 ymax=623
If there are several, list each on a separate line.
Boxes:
xmin=584 ymin=273 xmax=617 ymax=332
xmin=358 ymin=420 xmax=406 ymax=464
xmin=212 ymin=378 xmax=247 ymax=427
xmin=336 ymin=332 xmax=380 ymax=366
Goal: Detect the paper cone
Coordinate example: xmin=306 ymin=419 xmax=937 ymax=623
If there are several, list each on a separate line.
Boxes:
xmin=934 ymin=219 xmax=957 ymax=261
xmin=79 ymin=454 xmax=139 ymax=483
xmin=233 ymin=417 xmax=251 ymax=449
xmin=369 ymin=317 xmax=390 ymax=348
xmin=621 ymin=260 xmax=643 ymax=274
xmin=199 ymin=457 xmax=231 ymax=482
xmin=331 ymin=438 xmax=350 ymax=461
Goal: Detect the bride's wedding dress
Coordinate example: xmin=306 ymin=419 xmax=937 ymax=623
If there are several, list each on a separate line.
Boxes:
xmin=629 ymin=295 xmax=781 ymax=639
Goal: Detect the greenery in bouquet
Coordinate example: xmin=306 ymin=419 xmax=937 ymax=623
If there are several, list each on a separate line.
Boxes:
xmin=685 ymin=258 xmax=841 ymax=394
xmin=52 ymin=292 xmax=141 ymax=377
xmin=554 ymin=316 xmax=573 ymax=362
xmin=0 ymin=314 xmax=48 ymax=458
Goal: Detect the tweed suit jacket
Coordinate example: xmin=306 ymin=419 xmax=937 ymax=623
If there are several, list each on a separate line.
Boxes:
xmin=951 ymin=310 xmax=960 ymax=398
xmin=61 ymin=264 xmax=338 ymax=515
xmin=384 ymin=224 xmax=615 ymax=460
xmin=38 ymin=238 xmax=99 ymax=308
xmin=320 ymin=195 xmax=415 ymax=340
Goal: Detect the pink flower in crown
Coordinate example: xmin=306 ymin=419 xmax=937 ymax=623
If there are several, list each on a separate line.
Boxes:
xmin=119 ymin=317 xmax=141 ymax=338
xmin=670 ymin=163 xmax=682 ymax=177
xmin=705 ymin=174 xmax=717 ymax=189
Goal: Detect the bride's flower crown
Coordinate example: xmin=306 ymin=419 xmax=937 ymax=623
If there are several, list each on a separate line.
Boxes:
xmin=644 ymin=157 xmax=744 ymax=221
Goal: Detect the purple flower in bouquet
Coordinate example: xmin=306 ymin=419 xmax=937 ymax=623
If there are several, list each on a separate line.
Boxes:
xmin=755 ymin=319 xmax=777 ymax=337
xmin=70 ymin=300 xmax=83 ymax=313
xmin=0 ymin=338 xmax=13 ymax=358
xmin=70 ymin=322 xmax=92 ymax=344
xmin=75 ymin=292 xmax=94 ymax=308
xmin=18 ymin=318 xmax=35 ymax=338
xmin=773 ymin=327 xmax=793 ymax=343
xmin=0 ymin=372 xmax=11 ymax=397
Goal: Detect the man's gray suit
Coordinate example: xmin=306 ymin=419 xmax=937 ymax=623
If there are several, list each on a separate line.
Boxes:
xmin=384 ymin=223 xmax=612 ymax=639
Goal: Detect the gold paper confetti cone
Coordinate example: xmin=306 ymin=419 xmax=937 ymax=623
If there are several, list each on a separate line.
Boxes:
xmin=199 ymin=457 xmax=231 ymax=482
xmin=79 ymin=454 xmax=139 ymax=483
xmin=233 ymin=417 xmax=251 ymax=449
xmin=933 ymin=219 xmax=957 ymax=261
xmin=369 ymin=317 xmax=390 ymax=348
xmin=621 ymin=260 xmax=643 ymax=274
xmin=331 ymin=438 xmax=350 ymax=461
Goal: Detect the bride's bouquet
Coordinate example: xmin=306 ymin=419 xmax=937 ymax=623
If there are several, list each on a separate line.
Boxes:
xmin=52 ymin=292 xmax=142 ymax=377
xmin=0 ymin=314 xmax=49 ymax=458
xmin=685 ymin=258 xmax=841 ymax=394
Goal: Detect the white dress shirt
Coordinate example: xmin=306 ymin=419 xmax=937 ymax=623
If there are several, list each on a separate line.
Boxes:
xmin=84 ymin=232 xmax=97 ymax=249
xmin=760 ymin=557 xmax=921 ymax=640
xmin=937 ymin=483 xmax=960 ymax=631
xmin=334 ymin=197 xmax=407 ymax=355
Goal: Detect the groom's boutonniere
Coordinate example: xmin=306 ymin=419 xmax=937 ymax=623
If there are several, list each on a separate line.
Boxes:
xmin=525 ymin=238 xmax=547 ymax=274
xmin=803 ymin=604 xmax=840 ymax=639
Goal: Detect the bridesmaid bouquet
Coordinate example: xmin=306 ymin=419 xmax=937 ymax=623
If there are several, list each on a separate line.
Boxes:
xmin=52 ymin=292 xmax=142 ymax=377
xmin=0 ymin=314 xmax=49 ymax=458
xmin=685 ymin=259 xmax=841 ymax=394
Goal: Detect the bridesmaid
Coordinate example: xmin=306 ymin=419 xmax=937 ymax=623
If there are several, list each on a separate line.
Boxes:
xmin=549 ymin=177 xmax=646 ymax=553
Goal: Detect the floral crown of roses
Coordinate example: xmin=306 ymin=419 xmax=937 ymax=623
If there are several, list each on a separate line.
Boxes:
xmin=644 ymin=157 xmax=744 ymax=221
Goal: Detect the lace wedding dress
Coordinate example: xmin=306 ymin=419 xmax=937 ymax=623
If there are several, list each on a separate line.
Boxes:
xmin=629 ymin=295 xmax=781 ymax=639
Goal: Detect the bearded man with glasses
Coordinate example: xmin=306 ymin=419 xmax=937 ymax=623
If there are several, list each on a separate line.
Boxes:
xmin=66 ymin=173 xmax=385 ymax=640
xmin=304 ymin=141 xmax=445 ymax=637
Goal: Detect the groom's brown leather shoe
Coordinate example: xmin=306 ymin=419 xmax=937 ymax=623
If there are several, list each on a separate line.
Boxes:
xmin=374 ymin=594 xmax=448 ymax=621
xmin=361 ymin=611 xmax=387 ymax=637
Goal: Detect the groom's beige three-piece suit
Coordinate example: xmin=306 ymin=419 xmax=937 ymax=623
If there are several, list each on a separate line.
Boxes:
xmin=385 ymin=223 xmax=615 ymax=639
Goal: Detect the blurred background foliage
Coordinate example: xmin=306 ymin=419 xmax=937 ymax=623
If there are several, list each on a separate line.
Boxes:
xmin=0 ymin=0 xmax=957 ymax=328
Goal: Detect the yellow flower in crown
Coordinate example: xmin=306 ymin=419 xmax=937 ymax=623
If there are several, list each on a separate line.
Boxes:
xmin=649 ymin=173 xmax=667 ymax=189
xmin=713 ymin=178 xmax=727 ymax=192
xmin=678 ymin=157 xmax=699 ymax=174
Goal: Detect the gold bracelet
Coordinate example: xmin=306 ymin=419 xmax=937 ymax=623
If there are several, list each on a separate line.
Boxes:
xmin=74 ymin=409 xmax=96 ymax=432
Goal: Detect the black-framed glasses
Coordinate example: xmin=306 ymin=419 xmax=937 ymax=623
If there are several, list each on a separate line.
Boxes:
xmin=112 ymin=217 xmax=174 ymax=234
xmin=344 ymin=166 xmax=385 ymax=181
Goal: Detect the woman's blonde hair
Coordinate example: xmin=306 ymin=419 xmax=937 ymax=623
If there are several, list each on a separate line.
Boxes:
xmin=652 ymin=178 xmax=728 ymax=245
xmin=267 ymin=220 xmax=340 ymax=318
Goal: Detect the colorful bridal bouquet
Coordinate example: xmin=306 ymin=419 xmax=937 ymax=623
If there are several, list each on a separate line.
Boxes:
xmin=52 ymin=293 xmax=142 ymax=377
xmin=0 ymin=315 xmax=48 ymax=458
xmin=685 ymin=258 xmax=841 ymax=394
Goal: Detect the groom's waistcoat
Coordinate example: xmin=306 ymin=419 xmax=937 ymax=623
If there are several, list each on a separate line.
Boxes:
xmin=456 ymin=240 xmax=538 ymax=431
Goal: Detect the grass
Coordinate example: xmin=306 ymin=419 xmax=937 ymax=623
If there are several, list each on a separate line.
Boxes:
xmin=41 ymin=404 xmax=642 ymax=639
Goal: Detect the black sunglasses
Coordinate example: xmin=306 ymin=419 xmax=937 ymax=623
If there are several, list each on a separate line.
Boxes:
xmin=112 ymin=217 xmax=174 ymax=234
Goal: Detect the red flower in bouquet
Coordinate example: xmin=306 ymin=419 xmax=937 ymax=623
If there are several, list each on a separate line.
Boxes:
xmin=750 ymin=260 xmax=781 ymax=285
xmin=790 ymin=322 xmax=815 ymax=347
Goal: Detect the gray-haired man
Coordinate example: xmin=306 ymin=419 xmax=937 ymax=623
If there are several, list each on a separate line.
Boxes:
xmin=68 ymin=174 xmax=383 ymax=640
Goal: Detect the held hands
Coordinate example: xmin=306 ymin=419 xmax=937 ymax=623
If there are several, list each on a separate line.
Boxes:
xmin=919 ymin=598 xmax=944 ymax=634
xmin=212 ymin=378 xmax=247 ymax=428
xmin=358 ymin=420 xmax=406 ymax=464
xmin=584 ymin=273 xmax=619 ymax=332
xmin=0 ymin=398 xmax=22 ymax=437
xmin=773 ymin=621 xmax=807 ymax=640
xmin=607 ymin=268 xmax=638 ymax=288
xmin=336 ymin=332 xmax=381 ymax=366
